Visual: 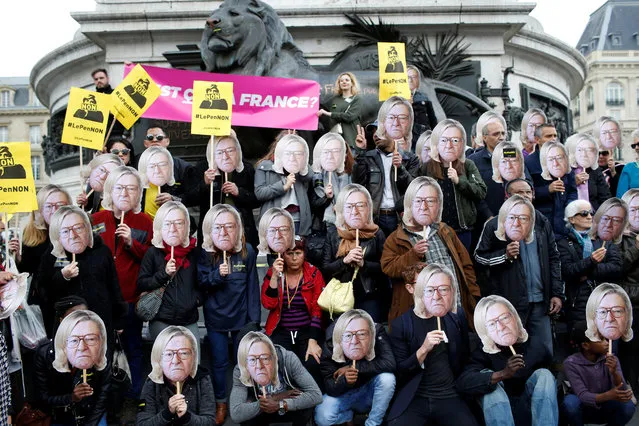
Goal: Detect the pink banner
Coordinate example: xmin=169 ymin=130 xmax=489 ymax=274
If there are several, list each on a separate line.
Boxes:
xmin=125 ymin=64 xmax=320 ymax=131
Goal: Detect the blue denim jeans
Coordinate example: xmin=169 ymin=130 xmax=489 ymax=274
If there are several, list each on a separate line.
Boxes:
xmin=377 ymin=213 xmax=398 ymax=238
xmin=562 ymin=393 xmax=635 ymax=426
xmin=481 ymin=368 xmax=558 ymax=426
xmin=207 ymin=330 xmax=239 ymax=401
xmin=523 ymin=302 xmax=553 ymax=359
xmin=315 ymin=372 xmax=396 ymax=426
xmin=122 ymin=303 xmax=143 ymax=398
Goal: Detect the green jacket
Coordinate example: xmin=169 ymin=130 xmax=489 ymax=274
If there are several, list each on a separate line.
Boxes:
xmin=324 ymin=94 xmax=361 ymax=148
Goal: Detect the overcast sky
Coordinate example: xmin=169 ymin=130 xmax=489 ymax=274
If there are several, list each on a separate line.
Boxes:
xmin=0 ymin=0 xmax=607 ymax=78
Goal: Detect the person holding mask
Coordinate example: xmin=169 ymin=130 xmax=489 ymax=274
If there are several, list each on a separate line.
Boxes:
xmin=388 ymin=264 xmax=478 ymax=426
xmin=423 ymin=118 xmax=487 ymax=251
xmin=414 ymin=131 xmax=432 ymax=167
xmin=585 ymin=283 xmax=633 ymax=352
xmin=198 ymin=204 xmax=260 ymax=424
xmin=457 ymin=295 xmax=558 ymax=426
xmin=105 ymin=137 xmax=134 ymax=166
xmin=616 ymin=129 xmax=639 ymax=198
xmin=321 ymin=184 xmax=387 ymax=322
xmin=557 ymin=199 xmax=622 ymax=324
xmin=565 ymin=133 xmax=611 ymax=210
xmin=381 ymin=177 xmax=479 ymax=325
xmin=255 ymin=134 xmax=312 ymax=236
xmin=353 ymin=96 xmax=420 ymax=236
xmin=589 ymin=197 xmax=628 ymax=248
xmin=137 ymin=201 xmax=200 ymax=342
xmin=520 ymin=108 xmax=547 ymax=157
xmin=138 ymin=146 xmax=178 ymax=220
xmin=594 ymin=116 xmax=625 ymax=195
xmin=315 ymin=309 xmax=396 ymax=426
xmin=35 ymin=310 xmax=110 ymax=426
xmin=317 ymin=72 xmax=362 ymax=148
xmin=407 ymin=65 xmax=438 ymax=132
xmin=77 ymin=154 xmax=124 ymax=214
xmin=137 ymin=326 xmax=215 ymax=425
xmin=229 ymin=331 xmax=322 ymax=426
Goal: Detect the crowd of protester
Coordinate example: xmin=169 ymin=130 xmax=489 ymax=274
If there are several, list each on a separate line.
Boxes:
xmin=1 ymin=68 xmax=639 ymax=426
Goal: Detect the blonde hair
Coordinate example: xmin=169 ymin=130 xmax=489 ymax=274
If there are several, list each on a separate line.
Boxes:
xmin=621 ymin=189 xmax=639 ymax=234
xmin=148 ymin=326 xmax=199 ymax=384
xmin=585 ymin=283 xmax=633 ymax=342
xmin=257 ymin=207 xmax=295 ymax=253
xmin=593 ymin=116 xmax=623 ymax=149
xmin=375 ymin=96 xmax=414 ymax=142
xmin=429 ymin=119 xmax=467 ymax=163
xmin=476 ymin=111 xmax=507 ymax=148
xmin=540 ymin=141 xmax=570 ymax=180
xmin=589 ymin=197 xmax=628 ymax=244
xmin=49 ymin=206 xmax=94 ymax=258
xmin=474 ymin=295 xmax=528 ymax=354
xmin=151 ymin=201 xmax=191 ymax=248
xmin=272 ymin=134 xmax=309 ymax=176
xmin=413 ymin=263 xmax=459 ymax=317
xmin=415 ymin=130 xmax=432 ymax=164
xmin=80 ymin=153 xmax=123 ymax=180
xmin=331 ymin=309 xmax=376 ymax=363
xmin=201 ymin=204 xmax=244 ymax=254
xmin=23 ymin=184 xmax=72 ymax=247
xmin=565 ymin=133 xmax=598 ymax=170
xmin=100 ymin=166 xmax=143 ymax=213
xmin=138 ymin=147 xmax=175 ymax=188
xmin=495 ymin=195 xmax=535 ymax=243
xmin=491 ymin=142 xmax=525 ymax=183
xmin=53 ymin=310 xmax=107 ymax=373
xmin=205 ymin=130 xmax=244 ymax=173
xmin=402 ymin=177 xmax=443 ymax=227
xmin=312 ymin=132 xmax=346 ymax=174
xmin=237 ymin=331 xmax=280 ymax=388
xmin=334 ymin=184 xmax=374 ymax=229
xmin=520 ymin=108 xmax=547 ymax=144
xmin=333 ymin=72 xmax=360 ymax=96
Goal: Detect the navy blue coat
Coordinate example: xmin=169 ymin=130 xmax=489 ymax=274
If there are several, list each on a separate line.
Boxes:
xmin=531 ymin=171 xmax=578 ymax=238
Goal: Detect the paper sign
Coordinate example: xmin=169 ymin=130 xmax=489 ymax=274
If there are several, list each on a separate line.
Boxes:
xmin=0 ymin=142 xmax=38 ymax=213
xmin=111 ymin=64 xmax=161 ymax=129
xmin=378 ymin=42 xmax=411 ymax=101
xmin=191 ymin=81 xmax=233 ymax=136
xmin=61 ymin=88 xmax=111 ymax=150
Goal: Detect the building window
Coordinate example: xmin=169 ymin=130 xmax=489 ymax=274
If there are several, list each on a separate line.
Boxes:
xmin=0 ymin=91 xmax=9 ymax=108
xmin=0 ymin=127 xmax=7 ymax=142
xmin=587 ymin=86 xmax=594 ymax=111
xmin=29 ymin=125 xmax=41 ymax=144
xmin=609 ymin=110 xmax=621 ymax=120
xmin=636 ymin=88 xmax=639 ymax=106
xmin=31 ymin=156 xmax=41 ymax=181
xmin=606 ymin=82 xmax=624 ymax=106
xmin=574 ymin=95 xmax=580 ymax=117
xmin=32 ymin=95 xmax=41 ymax=107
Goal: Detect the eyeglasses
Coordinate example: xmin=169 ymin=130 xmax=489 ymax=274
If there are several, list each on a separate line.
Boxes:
xmin=95 ymin=166 xmax=110 ymax=176
xmin=600 ymin=130 xmax=619 ymax=136
xmin=110 ymin=148 xmax=131 ymax=156
xmin=386 ymin=114 xmax=409 ymax=123
xmin=60 ymin=224 xmax=86 ymax=239
xmin=413 ymin=197 xmax=438 ymax=207
xmin=506 ymin=214 xmax=530 ymax=224
xmin=599 ymin=151 xmax=610 ymax=156
xmin=267 ymin=226 xmax=291 ymax=236
xmin=212 ymin=223 xmax=236 ymax=234
xmin=283 ymin=151 xmax=304 ymax=158
xmin=322 ymin=148 xmax=341 ymax=156
xmin=600 ymin=215 xmax=624 ymax=225
xmin=547 ymin=155 xmax=566 ymax=163
xmin=43 ymin=202 xmax=67 ymax=212
xmin=439 ymin=137 xmax=461 ymax=145
xmin=574 ymin=210 xmax=594 ymax=218
xmin=148 ymin=161 xmax=169 ymax=170
xmin=163 ymin=220 xmax=186 ymax=229
xmin=215 ymin=147 xmax=237 ymax=157
xmin=113 ymin=184 xmax=139 ymax=194
xmin=576 ymin=147 xmax=597 ymax=154
xmin=162 ymin=349 xmax=193 ymax=362
xmin=423 ymin=285 xmax=451 ymax=298
xmin=595 ymin=306 xmax=626 ymax=319
xmin=344 ymin=202 xmax=367 ymax=212
xmin=485 ymin=313 xmax=513 ymax=331
xmin=67 ymin=334 xmax=100 ymax=348
xmin=342 ymin=330 xmax=370 ymax=342
xmin=247 ymin=355 xmax=272 ymax=367
xmin=146 ymin=134 xmax=166 ymax=141
xmin=499 ymin=158 xmax=519 ymax=166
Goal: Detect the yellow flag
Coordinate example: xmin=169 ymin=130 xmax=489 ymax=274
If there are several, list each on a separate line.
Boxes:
xmin=378 ymin=42 xmax=411 ymax=101
xmin=111 ymin=64 xmax=161 ymax=130
xmin=0 ymin=142 xmax=38 ymax=213
xmin=191 ymin=81 xmax=233 ymax=136
xmin=61 ymin=88 xmax=111 ymax=150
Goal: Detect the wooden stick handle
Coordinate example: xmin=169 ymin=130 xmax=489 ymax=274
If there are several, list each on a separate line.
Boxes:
xmin=355 ymin=229 xmax=359 ymax=247
xmin=437 ymin=316 xmax=441 ymax=331
xmin=120 ymin=213 xmax=125 ymax=226
xmin=82 ymin=369 xmax=87 ymax=384
xmin=262 ymin=386 xmax=267 ymax=398
xmin=72 ymin=253 xmax=76 ymax=263
xmin=170 ymin=246 xmax=174 ymax=261
xmin=103 ymin=119 xmax=117 ymax=150
xmin=602 ymin=241 xmax=607 ymax=249
xmin=223 ymin=250 xmax=227 ymax=264
xmin=328 ymin=171 xmax=332 ymax=187
xmin=3 ymin=212 xmax=8 ymax=269
xmin=423 ymin=225 xmax=427 ymax=240
xmin=79 ymin=148 xmax=84 ymax=188
xmin=352 ymin=359 xmax=356 ymax=369
xmin=609 ymin=339 xmax=613 ymax=355
xmin=86 ymin=189 xmax=94 ymax=198
xmin=176 ymin=381 xmax=181 ymax=395
xmin=157 ymin=185 xmax=161 ymax=195
xmin=509 ymin=345 xmax=517 ymax=356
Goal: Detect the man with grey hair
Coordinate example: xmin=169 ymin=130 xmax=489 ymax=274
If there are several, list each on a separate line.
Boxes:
xmin=468 ymin=111 xmax=508 ymax=181
xmin=475 ymin=195 xmax=563 ymax=358
xmin=407 ymin=65 xmax=437 ymax=131
xmin=524 ymin=122 xmax=558 ymax=181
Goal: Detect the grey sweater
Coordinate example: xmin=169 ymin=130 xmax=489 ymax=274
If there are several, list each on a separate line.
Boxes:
xmin=229 ymin=345 xmax=322 ymax=423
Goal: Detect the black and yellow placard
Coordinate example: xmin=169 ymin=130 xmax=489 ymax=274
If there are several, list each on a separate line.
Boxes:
xmin=378 ymin=42 xmax=411 ymax=101
xmin=191 ymin=81 xmax=233 ymax=136
xmin=111 ymin=64 xmax=161 ymax=130
xmin=61 ymin=88 xmax=111 ymax=150
xmin=0 ymin=142 xmax=38 ymax=213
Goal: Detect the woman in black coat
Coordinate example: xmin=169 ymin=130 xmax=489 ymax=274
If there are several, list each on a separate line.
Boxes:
xmin=565 ymin=133 xmax=611 ymax=211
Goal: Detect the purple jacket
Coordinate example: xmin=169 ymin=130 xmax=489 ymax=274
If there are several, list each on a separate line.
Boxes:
xmin=563 ymin=352 xmax=626 ymax=407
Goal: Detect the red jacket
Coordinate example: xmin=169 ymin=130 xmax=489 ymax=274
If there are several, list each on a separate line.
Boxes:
xmin=92 ymin=210 xmax=153 ymax=303
xmin=261 ymin=261 xmax=325 ymax=340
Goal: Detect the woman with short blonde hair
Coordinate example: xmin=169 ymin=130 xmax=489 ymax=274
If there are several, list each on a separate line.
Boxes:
xmin=520 ymin=107 xmax=547 ymax=155
xmin=316 ymin=72 xmax=362 ymax=147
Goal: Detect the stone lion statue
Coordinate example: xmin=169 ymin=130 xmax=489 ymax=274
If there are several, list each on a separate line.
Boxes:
xmin=201 ymin=0 xmax=317 ymax=79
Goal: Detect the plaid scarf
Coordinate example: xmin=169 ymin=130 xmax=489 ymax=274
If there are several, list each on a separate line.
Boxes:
xmin=0 ymin=331 xmax=10 ymax=426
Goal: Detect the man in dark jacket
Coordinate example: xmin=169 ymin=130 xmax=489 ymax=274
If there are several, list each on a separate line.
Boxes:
xmin=475 ymin=193 xmax=564 ymax=358
xmin=315 ymin=309 xmax=396 ymax=426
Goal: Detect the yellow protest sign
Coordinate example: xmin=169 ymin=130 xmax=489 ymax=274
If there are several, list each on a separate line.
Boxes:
xmin=61 ymin=88 xmax=111 ymax=150
xmin=111 ymin=64 xmax=161 ymax=129
xmin=191 ymin=81 xmax=233 ymax=136
xmin=378 ymin=42 xmax=411 ymax=101
xmin=0 ymin=142 xmax=38 ymax=213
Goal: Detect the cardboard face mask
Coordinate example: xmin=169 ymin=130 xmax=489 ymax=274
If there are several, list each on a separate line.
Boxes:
xmin=485 ymin=303 xmax=519 ymax=347
xmin=60 ymin=214 xmax=90 ymax=254
xmin=546 ymin=147 xmax=567 ymax=179
xmin=411 ymin=186 xmax=439 ymax=227
xmin=162 ymin=209 xmax=187 ymax=247
xmin=266 ymin=215 xmax=292 ymax=254
xmin=211 ymin=211 xmax=238 ymax=252
xmin=161 ymin=336 xmax=193 ymax=384
xmin=319 ymin=139 xmax=343 ymax=173
xmin=343 ymin=192 xmax=370 ymax=230
xmin=595 ymin=293 xmax=629 ymax=341
xmin=280 ymin=142 xmax=305 ymax=175
xmin=341 ymin=318 xmax=371 ymax=362
xmin=112 ymin=174 xmax=139 ymax=214
xmin=421 ymin=273 xmax=454 ymax=318
xmin=65 ymin=320 xmax=103 ymax=370
xmin=89 ymin=161 xmax=118 ymax=193
xmin=504 ymin=204 xmax=532 ymax=243
xmin=575 ymin=140 xmax=597 ymax=169
xmin=599 ymin=121 xmax=621 ymax=150
xmin=247 ymin=341 xmax=274 ymax=386
xmin=146 ymin=153 xmax=171 ymax=187
xmin=499 ymin=149 xmax=522 ymax=182
xmin=214 ymin=138 xmax=239 ymax=174
xmin=0 ymin=273 xmax=28 ymax=320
